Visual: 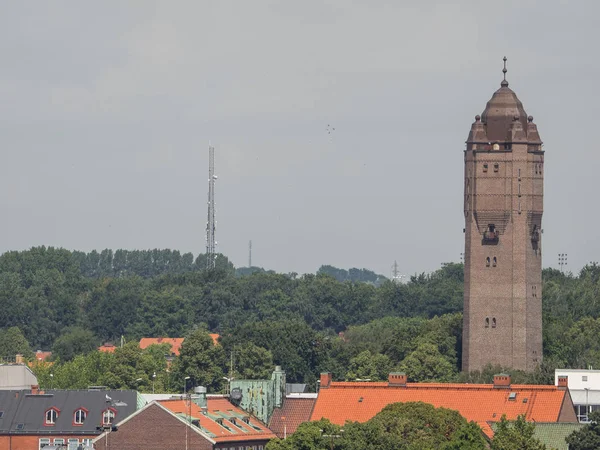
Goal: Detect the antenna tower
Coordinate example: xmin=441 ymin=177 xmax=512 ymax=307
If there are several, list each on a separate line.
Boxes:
xmin=248 ymin=240 xmax=252 ymax=267
xmin=206 ymin=145 xmax=217 ymax=269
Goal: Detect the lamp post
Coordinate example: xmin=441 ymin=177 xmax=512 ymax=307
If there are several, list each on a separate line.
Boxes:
xmin=585 ymin=387 xmax=590 ymax=422
xmin=321 ymin=429 xmax=344 ymax=450
xmin=184 ymin=376 xmax=191 ymax=450
xmin=152 ymin=372 xmax=156 ymax=394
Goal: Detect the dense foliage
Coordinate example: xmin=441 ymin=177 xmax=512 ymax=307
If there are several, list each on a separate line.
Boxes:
xmin=0 ymin=247 xmax=599 ymax=388
xmin=265 ymin=402 xmax=487 ymax=450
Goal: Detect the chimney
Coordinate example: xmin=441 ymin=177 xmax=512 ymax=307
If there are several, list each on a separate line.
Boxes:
xmin=320 ymin=373 xmax=332 ymax=389
xmin=388 ymin=372 xmax=407 ymax=387
xmin=493 ymin=374 xmax=511 ymax=388
xmin=31 ymin=385 xmax=40 ymax=395
xmin=192 ymin=386 xmax=207 ymax=409
xmin=557 ymin=376 xmax=568 ymax=390
xmin=15 ymin=354 xmax=24 ymax=364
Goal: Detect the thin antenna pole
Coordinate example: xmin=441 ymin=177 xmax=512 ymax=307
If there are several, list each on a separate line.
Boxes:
xmin=248 ymin=240 xmax=252 ymax=267
xmin=206 ymin=145 xmax=217 ymax=269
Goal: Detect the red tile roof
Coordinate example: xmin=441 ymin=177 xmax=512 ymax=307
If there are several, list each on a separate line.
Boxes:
xmin=139 ymin=338 xmax=185 ymax=355
xmin=159 ymin=397 xmax=276 ymax=443
xmin=270 ymin=397 xmax=316 ymax=438
xmin=139 ymin=334 xmax=220 ymax=356
xmin=35 ymin=350 xmax=52 ymax=361
xmin=98 ymin=344 xmax=117 ymax=353
xmin=311 ymin=381 xmax=574 ymax=438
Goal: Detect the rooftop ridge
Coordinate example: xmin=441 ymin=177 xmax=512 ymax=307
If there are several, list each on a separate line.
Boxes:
xmin=327 ymin=382 xmax=559 ymax=391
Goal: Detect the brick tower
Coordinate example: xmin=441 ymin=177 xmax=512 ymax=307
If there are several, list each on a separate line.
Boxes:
xmin=462 ymin=58 xmax=544 ymax=372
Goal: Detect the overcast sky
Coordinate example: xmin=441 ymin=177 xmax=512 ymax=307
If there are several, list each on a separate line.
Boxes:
xmin=1 ymin=1 xmax=598 ymax=277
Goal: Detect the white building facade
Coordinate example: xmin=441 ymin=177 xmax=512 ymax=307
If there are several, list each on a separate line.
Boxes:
xmin=555 ymin=369 xmax=600 ymax=422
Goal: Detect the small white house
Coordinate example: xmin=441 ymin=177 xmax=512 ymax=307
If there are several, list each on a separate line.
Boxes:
xmin=555 ymin=369 xmax=600 ymax=422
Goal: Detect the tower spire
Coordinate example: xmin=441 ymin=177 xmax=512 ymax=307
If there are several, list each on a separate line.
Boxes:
xmin=501 ymin=56 xmax=509 ymax=87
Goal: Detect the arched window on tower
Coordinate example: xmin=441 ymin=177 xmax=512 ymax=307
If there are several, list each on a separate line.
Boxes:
xmin=492 ymin=318 xmax=497 ymax=328
xmin=493 ymin=257 xmax=497 ymax=267
xmin=485 ymin=318 xmax=490 ymax=328
xmin=486 ymin=257 xmax=491 ymax=267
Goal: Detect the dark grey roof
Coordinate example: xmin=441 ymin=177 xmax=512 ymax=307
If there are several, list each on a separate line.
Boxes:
xmin=0 ymin=389 xmax=138 ymax=435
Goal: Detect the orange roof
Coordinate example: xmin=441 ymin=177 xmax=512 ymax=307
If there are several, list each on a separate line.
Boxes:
xmin=34 ymin=350 xmax=52 ymax=361
xmin=98 ymin=344 xmax=117 ymax=353
xmin=139 ymin=338 xmax=185 ymax=355
xmin=311 ymin=381 xmax=573 ymax=438
xmin=159 ymin=397 xmax=276 ymax=443
xmin=139 ymin=335 xmax=220 ymax=356
xmin=209 ymin=333 xmax=220 ymax=345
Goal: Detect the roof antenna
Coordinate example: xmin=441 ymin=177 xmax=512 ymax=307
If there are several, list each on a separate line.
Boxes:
xmin=501 ymin=56 xmax=508 ymax=87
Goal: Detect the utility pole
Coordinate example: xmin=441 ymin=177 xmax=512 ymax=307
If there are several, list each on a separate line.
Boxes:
xmin=248 ymin=240 xmax=252 ymax=267
xmin=206 ymin=145 xmax=217 ymax=269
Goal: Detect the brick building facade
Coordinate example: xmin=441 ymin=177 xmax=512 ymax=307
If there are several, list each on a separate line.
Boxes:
xmin=462 ymin=58 xmax=544 ymax=372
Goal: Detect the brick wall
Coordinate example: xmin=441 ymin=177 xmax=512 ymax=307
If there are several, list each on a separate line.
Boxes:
xmin=0 ymin=434 xmax=96 ymax=450
xmin=93 ymin=404 xmax=213 ymax=450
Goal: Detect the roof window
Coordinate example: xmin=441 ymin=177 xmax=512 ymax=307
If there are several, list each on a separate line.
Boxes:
xmin=74 ymin=408 xmax=87 ymax=425
xmin=508 ymin=392 xmax=517 ymax=401
xmin=45 ymin=408 xmax=59 ymax=425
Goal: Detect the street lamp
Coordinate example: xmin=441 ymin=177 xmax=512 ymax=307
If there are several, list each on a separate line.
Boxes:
xmin=585 ymin=388 xmax=590 ymax=422
xmin=321 ymin=429 xmax=344 ymax=450
xmin=152 ymin=372 xmax=156 ymax=394
xmin=184 ymin=376 xmax=191 ymax=395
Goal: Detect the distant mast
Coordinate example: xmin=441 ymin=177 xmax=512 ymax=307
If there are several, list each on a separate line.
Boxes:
xmin=206 ymin=145 xmax=217 ymax=269
xmin=248 ymin=240 xmax=252 ymax=268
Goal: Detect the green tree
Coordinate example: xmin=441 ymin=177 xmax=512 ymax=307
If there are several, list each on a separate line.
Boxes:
xmin=491 ymin=415 xmax=546 ymax=450
xmin=52 ymin=327 xmax=99 ymax=362
xmin=565 ymin=411 xmax=600 ymax=450
xmin=346 ymin=350 xmax=394 ymax=381
xmin=399 ymin=342 xmax=456 ymax=382
xmin=0 ymin=326 xmax=33 ymax=359
xmin=232 ymin=343 xmax=274 ymax=380
xmin=171 ymin=329 xmax=226 ymax=392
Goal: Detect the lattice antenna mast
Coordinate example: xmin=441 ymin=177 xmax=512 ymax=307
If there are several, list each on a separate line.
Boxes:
xmin=206 ymin=145 xmax=217 ymax=269
xmin=248 ymin=240 xmax=252 ymax=267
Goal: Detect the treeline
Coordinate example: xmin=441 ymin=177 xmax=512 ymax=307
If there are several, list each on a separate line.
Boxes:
xmin=1 ymin=247 xmax=600 ymax=386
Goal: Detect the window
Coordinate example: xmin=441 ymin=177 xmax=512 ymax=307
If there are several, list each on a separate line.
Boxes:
xmin=54 ymin=439 xmax=65 ymax=445
xmin=583 ymin=376 xmax=588 ymax=382
xmin=16 ymin=423 xmax=24 ymax=430
xmin=494 ymin=163 xmax=499 ymax=172
xmin=518 ymin=168 xmax=521 ymax=178
xmin=68 ymin=439 xmax=79 ymax=450
xmin=485 ymin=318 xmax=490 ymax=328
xmin=483 ymin=163 xmax=488 ymax=173
xmin=39 ymin=438 xmax=51 ymax=449
xmin=508 ymin=392 xmax=517 ymax=401
xmin=486 ymin=257 xmax=490 ymax=267
xmin=45 ymin=408 xmax=59 ymax=425
xmin=102 ymin=409 xmax=116 ymax=426
xmin=493 ymin=257 xmax=497 ymax=267
xmin=74 ymin=408 xmax=87 ymax=424
xmin=0 ymin=411 xmax=4 ymax=418
xmin=492 ymin=318 xmax=497 ymax=328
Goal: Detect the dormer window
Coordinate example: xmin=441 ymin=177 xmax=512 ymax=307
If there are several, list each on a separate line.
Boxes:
xmin=45 ymin=408 xmax=59 ymax=425
xmin=74 ymin=408 xmax=87 ymax=425
xmin=102 ymin=409 xmax=116 ymax=426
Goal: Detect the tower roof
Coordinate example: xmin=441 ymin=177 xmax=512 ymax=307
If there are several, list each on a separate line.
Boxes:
xmin=476 ymin=57 xmax=536 ymax=143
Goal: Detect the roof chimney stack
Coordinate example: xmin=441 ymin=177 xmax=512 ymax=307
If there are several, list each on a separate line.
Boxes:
xmin=388 ymin=372 xmax=407 ymax=387
xmin=319 ymin=373 xmax=332 ymax=389
xmin=557 ymin=376 xmax=568 ymax=390
xmin=493 ymin=374 xmax=511 ymax=388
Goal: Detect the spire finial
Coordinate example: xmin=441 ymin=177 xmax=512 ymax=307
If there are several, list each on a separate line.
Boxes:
xmin=501 ymin=56 xmax=509 ymax=87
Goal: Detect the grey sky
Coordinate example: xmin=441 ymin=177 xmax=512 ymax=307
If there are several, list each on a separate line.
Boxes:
xmin=1 ymin=1 xmax=598 ymax=277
